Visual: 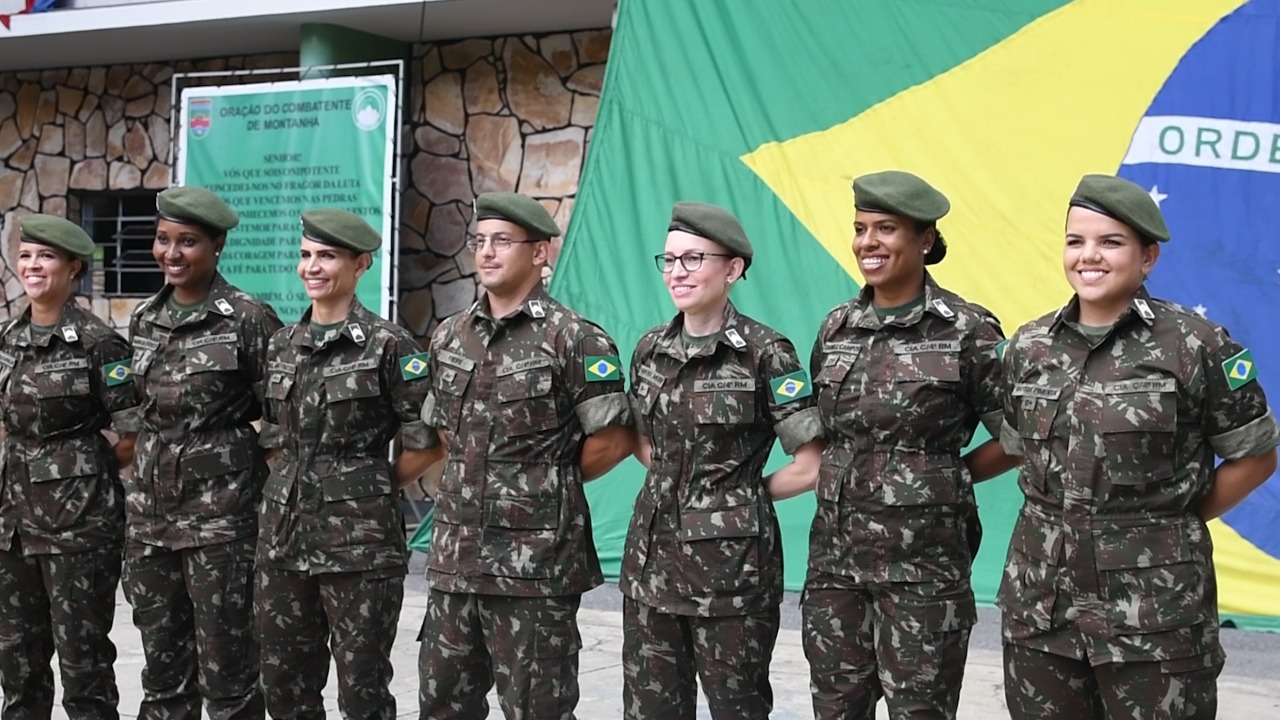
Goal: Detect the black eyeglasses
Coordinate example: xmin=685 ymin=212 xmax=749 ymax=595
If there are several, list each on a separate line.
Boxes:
xmin=654 ymin=252 xmax=735 ymax=273
xmin=465 ymin=233 xmax=542 ymax=252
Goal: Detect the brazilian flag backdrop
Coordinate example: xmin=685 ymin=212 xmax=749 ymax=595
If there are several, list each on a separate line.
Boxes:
xmin=551 ymin=0 xmax=1280 ymax=630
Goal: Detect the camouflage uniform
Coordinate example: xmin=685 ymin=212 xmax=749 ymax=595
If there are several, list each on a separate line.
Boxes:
xmin=418 ymin=284 xmax=631 ymax=720
xmin=256 ymin=299 xmax=434 ymax=720
xmin=997 ymin=289 xmax=1280 ymax=720
xmin=0 ymin=301 xmax=140 ymax=720
xmin=123 ymin=273 xmax=281 ymax=720
xmin=619 ymin=302 xmax=821 ymax=720
xmin=804 ymin=276 xmax=1004 ymax=720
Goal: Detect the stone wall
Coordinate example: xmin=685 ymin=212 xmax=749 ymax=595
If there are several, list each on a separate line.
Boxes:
xmin=396 ymin=30 xmax=609 ymax=338
xmin=0 ymin=53 xmax=300 ymax=327
xmin=0 ymin=27 xmax=611 ymax=340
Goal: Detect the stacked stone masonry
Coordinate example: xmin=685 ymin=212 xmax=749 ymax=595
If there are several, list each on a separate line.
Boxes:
xmin=0 ymin=28 xmax=610 ymax=341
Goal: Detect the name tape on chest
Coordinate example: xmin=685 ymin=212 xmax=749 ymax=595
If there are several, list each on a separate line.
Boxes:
xmin=823 ymin=341 xmax=861 ymax=355
xmin=132 ymin=337 xmax=160 ymax=352
xmin=323 ymin=358 xmax=378 ymax=377
xmin=438 ymin=349 xmax=475 ymax=372
xmin=693 ymin=377 xmax=756 ymax=392
xmin=1104 ymin=378 xmax=1176 ymax=394
xmin=496 ymin=356 xmax=554 ymax=377
xmin=895 ymin=340 xmax=961 ymax=355
xmin=268 ymin=361 xmax=296 ymax=375
xmin=36 ymin=357 xmax=91 ymax=373
xmin=0 ymin=351 xmax=14 ymax=369
xmin=1011 ymin=383 xmax=1061 ymax=400
xmin=184 ymin=333 xmax=238 ymax=350
xmin=637 ymin=364 xmax=666 ymax=387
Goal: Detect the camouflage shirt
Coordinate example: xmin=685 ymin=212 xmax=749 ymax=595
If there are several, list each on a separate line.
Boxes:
xmin=421 ymin=284 xmax=631 ymax=597
xmin=0 ymin=301 xmax=140 ymax=555
xmin=807 ymin=275 xmax=1005 ymax=587
xmin=257 ymin=299 xmax=435 ymax=575
xmin=997 ymin=288 xmax=1279 ymax=665
xmin=619 ymin=302 xmax=821 ymax=617
xmin=128 ymin=273 xmax=283 ymax=549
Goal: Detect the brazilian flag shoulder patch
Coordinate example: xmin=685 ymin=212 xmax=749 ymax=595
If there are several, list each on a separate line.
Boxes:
xmin=585 ymin=355 xmax=621 ymax=382
xmin=103 ymin=359 xmax=133 ymax=386
xmin=400 ymin=352 xmax=430 ymax=381
xmin=770 ymin=370 xmax=812 ymax=404
xmin=1221 ymin=348 xmax=1257 ymax=391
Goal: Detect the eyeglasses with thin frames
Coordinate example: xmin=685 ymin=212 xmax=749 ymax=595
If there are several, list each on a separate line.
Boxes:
xmin=654 ymin=251 xmax=735 ymax=273
xmin=465 ymin=233 xmax=543 ymax=252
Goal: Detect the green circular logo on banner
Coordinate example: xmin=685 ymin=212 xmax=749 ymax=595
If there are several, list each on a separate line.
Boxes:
xmin=353 ymin=88 xmax=387 ymax=131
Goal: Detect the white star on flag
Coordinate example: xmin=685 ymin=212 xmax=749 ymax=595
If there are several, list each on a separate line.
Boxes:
xmin=1149 ymin=185 xmax=1168 ymax=207
xmin=1192 ymin=304 xmax=1208 ymax=318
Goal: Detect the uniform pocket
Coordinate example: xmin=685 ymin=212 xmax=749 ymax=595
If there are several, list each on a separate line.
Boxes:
xmin=676 ymin=504 xmax=761 ymax=594
xmin=180 ymin=442 xmax=256 ymax=517
xmin=183 ymin=340 xmax=239 ymax=375
xmin=36 ymin=370 xmax=92 ymax=398
xmin=531 ymin=622 xmax=583 ymax=718
xmin=494 ymin=369 xmax=559 ymax=436
xmin=321 ymin=468 xmax=395 ymax=547
xmin=997 ymin=518 xmax=1063 ymax=634
xmin=1095 ymin=522 xmax=1202 ymax=633
xmin=28 ymin=454 xmax=102 ymax=531
xmin=893 ymin=351 xmax=961 ymax=383
xmin=325 ymin=371 xmax=382 ymax=427
xmin=878 ymin=457 xmax=960 ymax=506
xmin=1101 ymin=385 xmax=1177 ymax=485
xmin=432 ymin=367 xmax=472 ymax=431
xmin=692 ymin=389 xmax=755 ymax=425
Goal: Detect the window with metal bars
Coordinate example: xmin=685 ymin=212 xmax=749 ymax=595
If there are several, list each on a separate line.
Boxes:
xmin=69 ymin=191 xmax=163 ymax=297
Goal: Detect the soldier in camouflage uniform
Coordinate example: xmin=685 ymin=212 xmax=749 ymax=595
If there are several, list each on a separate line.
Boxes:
xmin=804 ymin=172 xmax=1015 ymax=720
xmin=997 ymin=174 xmax=1280 ymax=719
xmin=417 ymin=192 xmax=634 ymax=720
xmin=256 ymin=209 xmax=440 ymax=720
xmin=123 ymin=187 xmax=281 ymax=720
xmin=621 ymin=202 xmax=823 ymax=720
xmin=0 ymin=215 xmax=140 ymax=720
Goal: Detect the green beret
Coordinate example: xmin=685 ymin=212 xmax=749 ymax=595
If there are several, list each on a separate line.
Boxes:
xmin=853 ymin=170 xmax=950 ymax=264
xmin=1069 ymin=174 xmax=1169 ymax=243
xmin=668 ymin=201 xmax=753 ymax=262
xmin=19 ymin=214 xmax=95 ymax=260
xmin=474 ymin=192 xmax=560 ymax=238
xmin=301 ymin=209 xmax=381 ymax=253
xmin=157 ymin=186 xmax=239 ymax=233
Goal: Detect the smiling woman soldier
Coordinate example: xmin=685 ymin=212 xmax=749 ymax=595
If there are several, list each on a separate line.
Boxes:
xmin=998 ymin=174 xmax=1279 ymax=720
xmin=124 ymin=185 xmax=282 ymax=720
xmin=0 ymin=214 xmax=140 ymax=719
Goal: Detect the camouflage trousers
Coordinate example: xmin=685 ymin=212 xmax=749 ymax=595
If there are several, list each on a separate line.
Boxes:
xmin=621 ymin=598 xmax=779 ymax=720
xmin=256 ymin=566 xmax=404 ymax=720
xmin=0 ymin=540 xmax=122 ymax=720
xmin=122 ymin=537 xmax=261 ymax=720
xmin=417 ymin=589 xmax=582 ymax=720
xmin=802 ymin=577 xmax=976 ymax=720
xmin=1004 ymin=643 xmax=1223 ymax=720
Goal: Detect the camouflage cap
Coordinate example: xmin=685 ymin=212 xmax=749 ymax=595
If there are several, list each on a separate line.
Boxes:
xmin=668 ymin=201 xmax=753 ymax=260
xmin=157 ymin=185 xmax=239 ymax=232
xmin=301 ymin=208 xmax=381 ymax=253
xmin=853 ymin=170 xmax=950 ymax=264
xmin=19 ymin=214 xmax=96 ymax=260
xmin=1069 ymin=174 xmax=1170 ymax=243
xmin=474 ymin=192 xmax=561 ymax=238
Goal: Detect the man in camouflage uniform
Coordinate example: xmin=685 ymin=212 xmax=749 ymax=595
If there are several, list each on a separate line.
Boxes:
xmin=621 ymin=201 xmax=823 ymax=719
xmin=256 ymin=209 xmax=439 ymax=720
xmin=0 ymin=215 xmax=140 ymax=719
xmin=804 ymin=172 xmax=1010 ymax=719
xmin=418 ymin=192 xmax=634 ymax=720
xmin=123 ymin=187 xmax=281 ymax=720
xmin=998 ymin=175 xmax=1280 ymax=719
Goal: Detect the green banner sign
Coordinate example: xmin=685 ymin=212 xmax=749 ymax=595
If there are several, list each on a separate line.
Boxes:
xmin=177 ymin=76 xmax=397 ymax=321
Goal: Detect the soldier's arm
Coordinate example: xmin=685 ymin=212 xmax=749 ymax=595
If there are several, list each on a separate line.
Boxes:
xmin=387 ymin=331 xmax=441 ymax=487
xmin=761 ymin=337 xmax=824 ymax=499
xmin=569 ymin=328 xmax=633 ymax=481
xmin=1197 ymin=332 xmax=1280 ymax=520
xmin=963 ymin=313 xmax=1019 ymax=482
xmin=96 ymin=330 xmax=139 ymax=467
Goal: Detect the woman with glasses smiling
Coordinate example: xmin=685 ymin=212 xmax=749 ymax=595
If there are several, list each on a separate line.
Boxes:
xmin=620 ymin=201 xmax=823 ymax=719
